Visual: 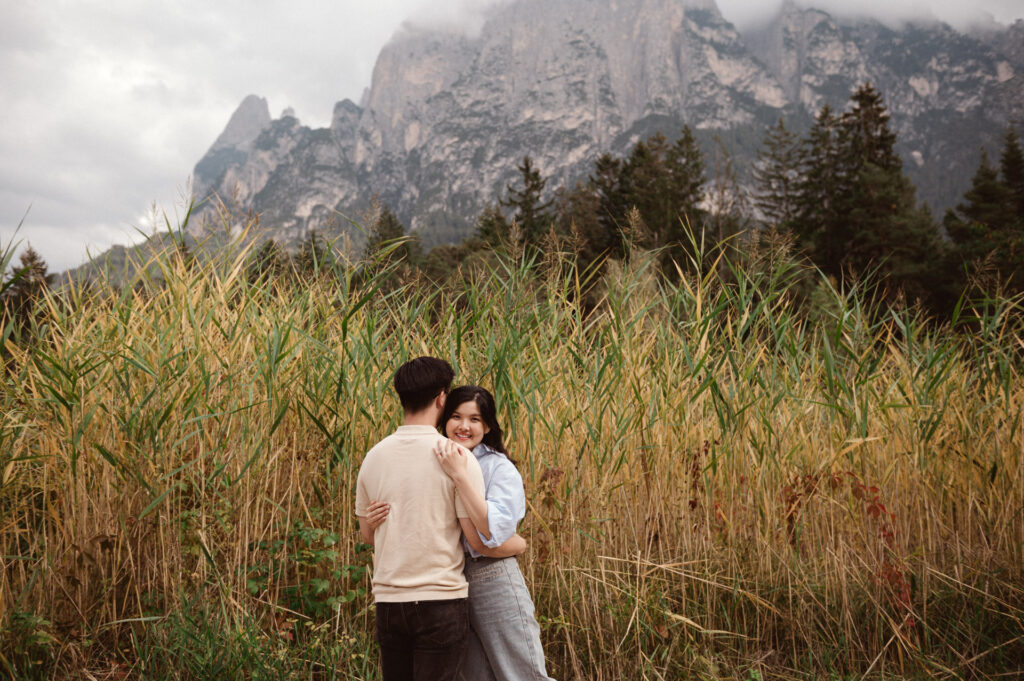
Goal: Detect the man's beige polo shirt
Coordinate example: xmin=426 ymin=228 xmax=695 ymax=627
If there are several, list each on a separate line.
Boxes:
xmin=355 ymin=425 xmax=485 ymax=602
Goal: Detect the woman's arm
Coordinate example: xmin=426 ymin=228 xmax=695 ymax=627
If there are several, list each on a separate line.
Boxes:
xmin=358 ymin=517 xmax=374 ymax=545
xmin=357 ymin=500 xmax=390 ymax=546
xmin=435 ymin=440 xmax=492 ymax=540
xmin=460 ymin=518 xmax=528 ymax=557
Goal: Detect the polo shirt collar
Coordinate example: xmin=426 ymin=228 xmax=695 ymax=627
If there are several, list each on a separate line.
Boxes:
xmin=396 ymin=425 xmax=439 ymax=434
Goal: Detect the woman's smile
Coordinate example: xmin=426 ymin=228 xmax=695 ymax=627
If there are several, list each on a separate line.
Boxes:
xmin=451 ymin=428 xmax=474 ymax=444
xmin=445 ymin=400 xmax=490 ymax=450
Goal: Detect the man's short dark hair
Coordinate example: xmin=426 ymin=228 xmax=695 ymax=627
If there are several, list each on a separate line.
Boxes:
xmin=393 ymin=356 xmax=454 ymax=412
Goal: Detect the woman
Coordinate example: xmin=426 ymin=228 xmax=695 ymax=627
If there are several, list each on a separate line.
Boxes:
xmin=433 ymin=385 xmax=555 ymax=681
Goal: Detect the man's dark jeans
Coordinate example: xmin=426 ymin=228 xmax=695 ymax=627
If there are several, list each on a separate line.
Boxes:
xmin=375 ymin=598 xmax=469 ymax=681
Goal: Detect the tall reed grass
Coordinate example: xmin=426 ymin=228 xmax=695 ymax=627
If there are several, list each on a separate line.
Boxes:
xmin=1 ymin=228 xmax=1022 ymax=679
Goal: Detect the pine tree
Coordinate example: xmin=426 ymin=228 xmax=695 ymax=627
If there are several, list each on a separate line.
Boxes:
xmin=619 ymin=134 xmax=667 ymax=247
xmin=358 ymin=205 xmax=422 ymax=288
xmin=838 ymin=83 xmax=900 ymax=172
xmin=663 ymin=126 xmax=706 ymax=245
xmin=552 ymin=182 xmax=601 ymax=262
xmin=843 ymin=164 xmax=940 ymax=298
xmin=753 ymin=118 xmax=801 ymax=229
xmin=3 ymin=245 xmax=53 ymax=325
xmin=418 ymin=244 xmax=470 ymax=284
xmin=293 ymin=230 xmax=330 ymax=276
xmin=586 ymin=153 xmax=627 ymax=258
xmin=794 ymin=84 xmax=942 ymax=302
xmin=617 ymin=128 xmax=705 ymax=249
xmin=945 ymin=148 xmax=1022 ymax=289
xmin=999 ymin=126 xmax=1024 ymax=220
xmin=246 ymin=239 xmax=287 ymax=283
xmin=7 ymin=246 xmax=50 ymax=299
xmin=793 ymin=105 xmax=841 ymax=263
xmin=836 ymin=84 xmax=941 ymax=297
xmin=475 ymin=203 xmax=511 ymax=249
xmin=999 ymin=128 xmax=1024 ymax=284
xmin=364 ymin=206 xmax=419 ymax=265
xmin=706 ymin=140 xmax=749 ymax=262
xmin=502 ymin=156 xmax=553 ymax=246
xmin=667 ymin=128 xmax=706 ymax=213
xmin=948 ymin=150 xmax=1016 ymax=241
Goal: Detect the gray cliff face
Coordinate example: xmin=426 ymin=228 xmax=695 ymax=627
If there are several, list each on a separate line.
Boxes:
xmin=188 ymin=0 xmax=1023 ymax=248
xmin=193 ymin=94 xmax=272 ymax=198
xmin=743 ymin=4 xmax=1019 ymax=204
xmin=374 ymin=0 xmax=789 ymax=236
xmin=971 ymin=19 xmax=1024 ymax=70
xmin=976 ymin=20 xmax=1024 ymax=123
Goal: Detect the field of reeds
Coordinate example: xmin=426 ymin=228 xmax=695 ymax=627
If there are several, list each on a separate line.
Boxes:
xmin=1 ymin=230 xmax=1022 ymax=680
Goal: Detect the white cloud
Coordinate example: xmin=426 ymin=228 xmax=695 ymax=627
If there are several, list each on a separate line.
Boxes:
xmin=0 ymin=0 xmax=408 ymax=271
xmin=718 ymin=0 xmax=1024 ymax=29
xmin=401 ymin=0 xmax=512 ymax=38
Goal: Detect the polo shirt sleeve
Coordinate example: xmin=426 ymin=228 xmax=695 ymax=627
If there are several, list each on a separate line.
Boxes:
xmin=454 ymin=454 xmax=486 ymax=519
xmin=355 ymin=464 xmax=369 ymax=517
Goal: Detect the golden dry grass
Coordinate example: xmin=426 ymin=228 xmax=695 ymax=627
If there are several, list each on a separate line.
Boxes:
xmin=1 ymin=237 xmax=1022 ymax=679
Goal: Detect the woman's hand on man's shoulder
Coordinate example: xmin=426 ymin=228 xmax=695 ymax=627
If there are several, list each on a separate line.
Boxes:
xmin=434 ymin=438 xmax=471 ymax=479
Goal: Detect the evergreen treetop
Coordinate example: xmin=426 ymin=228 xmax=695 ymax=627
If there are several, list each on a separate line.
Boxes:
xmin=753 ymin=118 xmax=801 ymax=229
xmin=791 ymin=84 xmax=943 ymax=303
xmin=502 ymin=156 xmax=553 ymax=247
xmin=838 ymin=82 xmax=901 ymax=172
xmin=999 ymin=126 xmax=1024 ymax=220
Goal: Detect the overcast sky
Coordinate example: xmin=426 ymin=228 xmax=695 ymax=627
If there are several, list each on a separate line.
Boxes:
xmin=2 ymin=0 xmax=1021 ymax=272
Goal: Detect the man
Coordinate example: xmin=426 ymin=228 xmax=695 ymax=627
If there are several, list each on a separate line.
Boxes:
xmin=355 ymin=356 xmax=486 ymax=681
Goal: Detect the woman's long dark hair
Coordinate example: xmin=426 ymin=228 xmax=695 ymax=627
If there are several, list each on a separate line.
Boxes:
xmin=439 ymin=385 xmax=514 ymax=465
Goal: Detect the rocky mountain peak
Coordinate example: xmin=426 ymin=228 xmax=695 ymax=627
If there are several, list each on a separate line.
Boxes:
xmin=208 ymin=94 xmax=271 ymax=153
xmin=187 ymin=0 xmax=1023 ymax=249
xmin=193 ymin=95 xmax=273 ymax=198
xmin=331 ymin=99 xmax=362 ymax=134
xmin=743 ymin=4 xmax=850 ymax=107
xmin=678 ymin=0 xmax=721 ymax=14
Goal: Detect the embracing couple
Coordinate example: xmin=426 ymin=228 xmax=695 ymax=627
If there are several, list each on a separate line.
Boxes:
xmin=355 ymin=356 xmax=555 ymax=681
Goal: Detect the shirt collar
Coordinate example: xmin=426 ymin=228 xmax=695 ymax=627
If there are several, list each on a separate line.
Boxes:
xmin=395 ymin=425 xmax=440 ymax=434
xmin=472 ymin=443 xmax=500 ymax=459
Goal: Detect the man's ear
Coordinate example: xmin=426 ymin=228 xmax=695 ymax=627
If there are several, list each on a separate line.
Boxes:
xmin=436 ymin=390 xmax=447 ymax=410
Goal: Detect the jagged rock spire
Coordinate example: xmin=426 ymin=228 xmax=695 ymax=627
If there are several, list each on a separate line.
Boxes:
xmin=209 ymin=95 xmax=271 ymax=152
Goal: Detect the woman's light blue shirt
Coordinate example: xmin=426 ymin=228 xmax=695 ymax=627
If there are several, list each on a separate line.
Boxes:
xmin=464 ymin=443 xmax=526 ymax=557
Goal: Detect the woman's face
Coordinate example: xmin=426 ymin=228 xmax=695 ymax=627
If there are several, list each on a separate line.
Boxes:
xmin=445 ymin=399 xmax=490 ymax=450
